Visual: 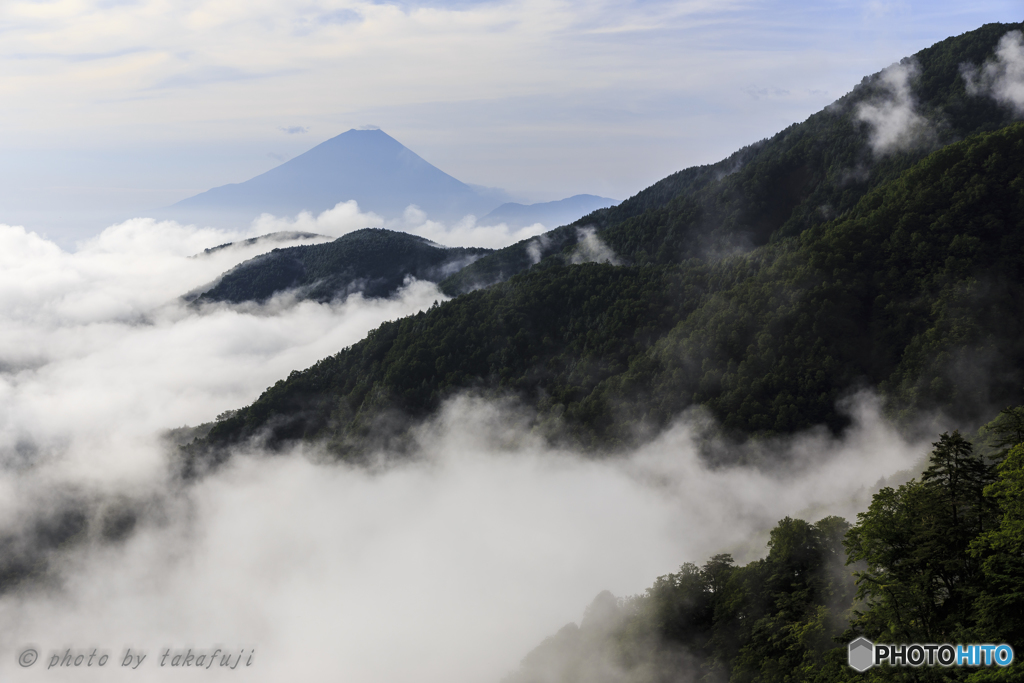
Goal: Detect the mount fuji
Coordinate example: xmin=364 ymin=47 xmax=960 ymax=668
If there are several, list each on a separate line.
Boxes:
xmin=168 ymin=128 xmax=503 ymax=226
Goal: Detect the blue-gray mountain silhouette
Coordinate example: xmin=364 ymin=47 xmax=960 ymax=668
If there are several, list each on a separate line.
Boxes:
xmin=169 ymin=129 xmax=498 ymax=225
xmin=185 ymin=228 xmax=492 ymax=305
xmin=480 ymin=194 xmax=617 ymax=228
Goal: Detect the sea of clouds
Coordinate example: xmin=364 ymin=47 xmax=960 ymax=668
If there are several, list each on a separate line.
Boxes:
xmin=0 ymin=216 xmax=933 ymax=682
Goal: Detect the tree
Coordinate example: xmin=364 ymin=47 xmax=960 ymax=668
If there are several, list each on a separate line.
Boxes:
xmin=970 ymin=443 xmax=1024 ymax=647
xmin=979 ymin=405 xmax=1024 ymax=463
xmin=845 ymin=432 xmax=996 ymax=644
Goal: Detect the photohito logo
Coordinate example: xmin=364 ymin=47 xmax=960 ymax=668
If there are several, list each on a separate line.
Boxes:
xmin=848 ymin=638 xmax=1015 ymax=671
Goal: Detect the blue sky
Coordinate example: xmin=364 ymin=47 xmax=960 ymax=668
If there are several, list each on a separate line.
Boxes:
xmin=0 ymin=0 xmax=1019 ymax=245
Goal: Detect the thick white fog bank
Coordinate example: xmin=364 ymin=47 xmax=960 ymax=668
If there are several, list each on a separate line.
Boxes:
xmin=0 ymin=218 xmax=932 ymax=682
xmin=0 ymin=218 xmax=331 ymax=322
xmin=0 ymin=219 xmax=444 ymax=482
xmin=0 ymin=399 xmax=928 ymax=682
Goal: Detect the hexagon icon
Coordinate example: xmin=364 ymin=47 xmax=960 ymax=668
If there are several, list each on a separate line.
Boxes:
xmin=848 ymin=637 xmax=875 ymax=672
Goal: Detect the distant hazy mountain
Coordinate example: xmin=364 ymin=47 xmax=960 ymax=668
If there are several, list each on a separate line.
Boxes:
xmin=167 ymin=129 xmax=499 ymax=226
xmin=186 ymin=228 xmax=491 ymax=305
xmin=480 ymin=195 xmax=618 ymax=228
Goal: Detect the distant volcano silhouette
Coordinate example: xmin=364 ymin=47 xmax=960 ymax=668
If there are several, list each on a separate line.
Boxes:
xmin=169 ymin=129 xmax=499 ymax=225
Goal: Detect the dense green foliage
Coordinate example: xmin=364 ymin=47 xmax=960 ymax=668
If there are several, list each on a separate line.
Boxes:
xmin=604 ymin=120 xmax=1024 ymax=436
xmin=504 ymin=516 xmax=857 ymax=683
xmin=441 ymin=22 xmax=1021 ymax=296
xmin=845 ymin=431 xmax=996 ymax=647
xmin=505 ymin=423 xmax=1024 ymax=682
xmin=184 ymin=261 xmax=708 ymax=469
xmin=188 ymin=228 xmax=491 ymax=304
xmin=186 ymin=119 xmax=1024 ymax=465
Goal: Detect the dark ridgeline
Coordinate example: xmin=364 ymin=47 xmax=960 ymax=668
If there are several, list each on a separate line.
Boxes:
xmin=182 ymin=22 xmax=1024 ymax=473
xmin=186 ymin=228 xmax=492 ymax=305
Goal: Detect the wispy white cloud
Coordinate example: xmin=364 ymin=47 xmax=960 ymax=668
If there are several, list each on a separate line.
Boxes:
xmin=0 ymin=0 xmax=747 ymax=130
xmin=390 ymin=205 xmax=550 ymax=248
xmin=856 ymin=60 xmax=933 ymax=156
xmin=247 ymin=200 xmax=385 ymax=239
xmin=962 ymin=29 xmax=1024 ymax=116
xmin=569 ymin=226 xmax=620 ymax=265
xmin=248 ymin=200 xmax=550 ymax=249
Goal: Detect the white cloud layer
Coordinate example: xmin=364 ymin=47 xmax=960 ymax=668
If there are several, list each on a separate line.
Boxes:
xmin=962 ymin=29 xmax=1024 ymax=116
xmin=0 ymin=219 xmax=443 ymax=481
xmin=0 ymin=216 xmax=935 ymax=682
xmin=0 ymin=394 xmax=928 ymax=683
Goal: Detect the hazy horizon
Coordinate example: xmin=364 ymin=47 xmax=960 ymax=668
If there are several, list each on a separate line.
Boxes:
xmin=0 ymin=2 xmax=1020 ymax=245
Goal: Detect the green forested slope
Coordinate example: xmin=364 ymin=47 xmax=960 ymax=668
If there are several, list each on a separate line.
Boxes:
xmin=186 ymin=121 xmax=1024 ymax=467
xmin=441 ymin=22 xmax=1021 ymax=295
xmin=188 ymin=228 xmax=491 ymax=304
xmin=185 ymin=262 xmax=710 ymax=469
xmin=597 ymin=121 xmax=1024 ymax=437
xmin=505 ymin=424 xmax=1024 ymax=683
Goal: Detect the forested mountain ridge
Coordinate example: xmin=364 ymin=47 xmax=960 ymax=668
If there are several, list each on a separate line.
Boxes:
xmin=184 ymin=120 xmax=1024 ymax=470
xmin=601 ymin=120 xmax=1024 ymax=437
xmin=440 ymin=22 xmax=1022 ymax=296
xmin=186 ymin=228 xmax=491 ymax=305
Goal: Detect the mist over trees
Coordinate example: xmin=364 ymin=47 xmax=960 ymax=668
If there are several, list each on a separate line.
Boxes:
xmin=506 ymin=415 xmax=1024 ymax=682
